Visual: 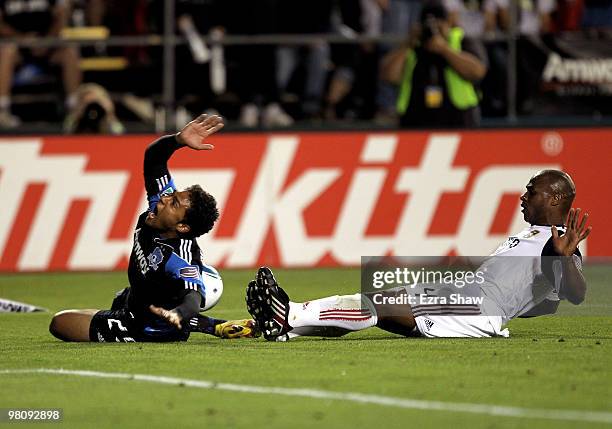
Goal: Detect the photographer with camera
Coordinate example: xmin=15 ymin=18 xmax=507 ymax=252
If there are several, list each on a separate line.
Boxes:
xmin=63 ymin=83 xmax=124 ymax=134
xmin=381 ymin=1 xmax=487 ymax=128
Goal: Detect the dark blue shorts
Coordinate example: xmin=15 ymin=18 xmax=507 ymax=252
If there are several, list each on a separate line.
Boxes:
xmin=89 ymin=308 xmax=190 ymax=343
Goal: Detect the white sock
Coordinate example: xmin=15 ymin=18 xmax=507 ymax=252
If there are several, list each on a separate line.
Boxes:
xmin=287 ymin=293 xmax=377 ymax=333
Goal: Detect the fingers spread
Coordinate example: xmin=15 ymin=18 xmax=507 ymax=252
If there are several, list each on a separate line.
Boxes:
xmin=572 ymin=208 xmax=581 ymax=230
xmin=578 ymin=212 xmax=589 ymax=233
xmin=202 ymin=114 xmax=222 ymax=127
xmin=581 ymin=226 xmax=592 ymax=241
xmin=209 ymin=122 xmax=224 ymax=133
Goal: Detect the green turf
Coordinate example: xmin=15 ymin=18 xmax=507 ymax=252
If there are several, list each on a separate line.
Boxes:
xmin=0 ymin=267 xmax=610 ymax=429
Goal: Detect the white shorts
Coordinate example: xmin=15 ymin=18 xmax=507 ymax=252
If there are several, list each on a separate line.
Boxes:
xmin=414 ymin=314 xmax=510 ymax=338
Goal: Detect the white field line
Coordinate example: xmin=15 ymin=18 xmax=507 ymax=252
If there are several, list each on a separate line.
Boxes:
xmin=1 ymin=368 xmax=611 ymax=424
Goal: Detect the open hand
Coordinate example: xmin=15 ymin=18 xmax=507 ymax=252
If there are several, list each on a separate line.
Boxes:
xmin=552 ymin=208 xmax=592 ymax=257
xmin=149 ymin=305 xmax=183 ymax=330
xmin=176 ymin=113 xmax=224 ymax=150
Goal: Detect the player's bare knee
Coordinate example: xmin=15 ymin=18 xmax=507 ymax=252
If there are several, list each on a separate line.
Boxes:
xmin=49 ymin=312 xmax=69 ymax=341
xmin=49 ymin=310 xmax=90 ymax=342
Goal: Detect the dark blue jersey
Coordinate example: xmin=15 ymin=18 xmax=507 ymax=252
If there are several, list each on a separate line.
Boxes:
xmin=126 ymin=135 xmax=214 ymax=325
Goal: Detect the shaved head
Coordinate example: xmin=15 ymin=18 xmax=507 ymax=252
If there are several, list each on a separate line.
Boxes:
xmin=532 ymin=170 xmax=576 ymax=212
xmin=521 ymin=170 xmax=577 ymax=225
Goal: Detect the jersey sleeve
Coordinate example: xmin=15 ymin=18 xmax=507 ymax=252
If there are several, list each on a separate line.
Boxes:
xmin=541 ymin=234 xmax=583 ymax=300
xmin=143 ymin=134 xmax=183 ymax=212
xmin=173 ymin=290 xmax=202 ymax=321
xmin=163 ymin=239 xmax=206 ymax=300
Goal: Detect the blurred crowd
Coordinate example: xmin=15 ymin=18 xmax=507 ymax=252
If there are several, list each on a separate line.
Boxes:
xmin=0 ymin=0 xmax=611 ymax=132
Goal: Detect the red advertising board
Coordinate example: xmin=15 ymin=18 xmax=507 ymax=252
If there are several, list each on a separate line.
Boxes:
xmin=0 ymin=129 xmax=610 ymax=272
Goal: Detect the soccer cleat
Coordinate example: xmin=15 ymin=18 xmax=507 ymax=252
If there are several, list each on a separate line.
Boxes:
xmin=245 ymin=280 xmax=264 ymax=322
xmin=214 ymin=319 xmax=261 ymax=339
xmin=245 ymin=272 xmax=272 ymax=333
xmin=246 ymin=267 xmax=292 ymax=341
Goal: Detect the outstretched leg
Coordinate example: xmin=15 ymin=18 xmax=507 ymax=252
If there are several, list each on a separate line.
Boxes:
xmin=368 ymin=288 xmax=418 ymax=337
xmin=246 ymin=267 xmax=418 ymax=341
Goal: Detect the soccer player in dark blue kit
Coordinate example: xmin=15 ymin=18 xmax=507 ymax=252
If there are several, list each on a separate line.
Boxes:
xmin=49 ymin=114 xmax=258 ymax=342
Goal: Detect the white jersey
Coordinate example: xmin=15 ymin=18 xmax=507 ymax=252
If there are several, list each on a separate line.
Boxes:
xmin=478 ymin=225 xmax=582 ymax=323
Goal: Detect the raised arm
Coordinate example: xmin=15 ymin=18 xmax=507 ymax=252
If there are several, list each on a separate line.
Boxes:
xmin=143 ymin=114 xmax=224 ymax=205
xmin=380 ymin=46 xmax=411 ymax=85
xmin=425 ymin=35 xmax=487 ymax=82
xmin=176 ymin=113 xmax=224 ymax=149
xmin=551 ymin=208 xmax=591 ymax=305
xmin=143 ymin=134 xmax=182 ymax=199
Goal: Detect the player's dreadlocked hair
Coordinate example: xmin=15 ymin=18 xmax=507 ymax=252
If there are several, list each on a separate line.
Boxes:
xmin=182 ymin=185 xmax=219 ymax=238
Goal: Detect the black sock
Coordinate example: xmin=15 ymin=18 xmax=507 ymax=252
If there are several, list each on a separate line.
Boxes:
xmin=188 ymin=314 xmax=226 ymax=336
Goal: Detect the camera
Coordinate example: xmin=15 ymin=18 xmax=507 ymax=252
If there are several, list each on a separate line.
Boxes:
xmin=64 ymin=83 xmax=124 ymax=135
xmin=421 ymin=15 xmax=440 ymax=43
xmin=74 ymin=102 xmax=107 ymax=134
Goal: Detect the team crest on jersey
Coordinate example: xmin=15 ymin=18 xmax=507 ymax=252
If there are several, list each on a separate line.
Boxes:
xmin=520 ymin=229 xmax=540 ymax=239
xmin=503 ymin=237 xmax=520 ymax=249
xmin=147 ymin=247 xmax=164 ymax=271
xmin=494 ymin=237 xmax=520 ymax=254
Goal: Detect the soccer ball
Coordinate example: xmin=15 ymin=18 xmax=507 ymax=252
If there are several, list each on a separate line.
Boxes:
xmin=201 ymin=264 xmax=224 ymax=311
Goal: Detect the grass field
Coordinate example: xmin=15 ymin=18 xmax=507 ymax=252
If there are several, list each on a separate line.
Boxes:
xmin=0 ymin=267 xmax=610 ymax=429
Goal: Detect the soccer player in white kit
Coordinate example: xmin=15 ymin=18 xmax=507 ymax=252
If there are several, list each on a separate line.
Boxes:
xmin=246 ymin=170 xmax=591 ymax=339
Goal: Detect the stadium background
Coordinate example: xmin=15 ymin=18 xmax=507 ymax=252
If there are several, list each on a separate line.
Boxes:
xmin=0 ymin=0 xmax=611 ymax=428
